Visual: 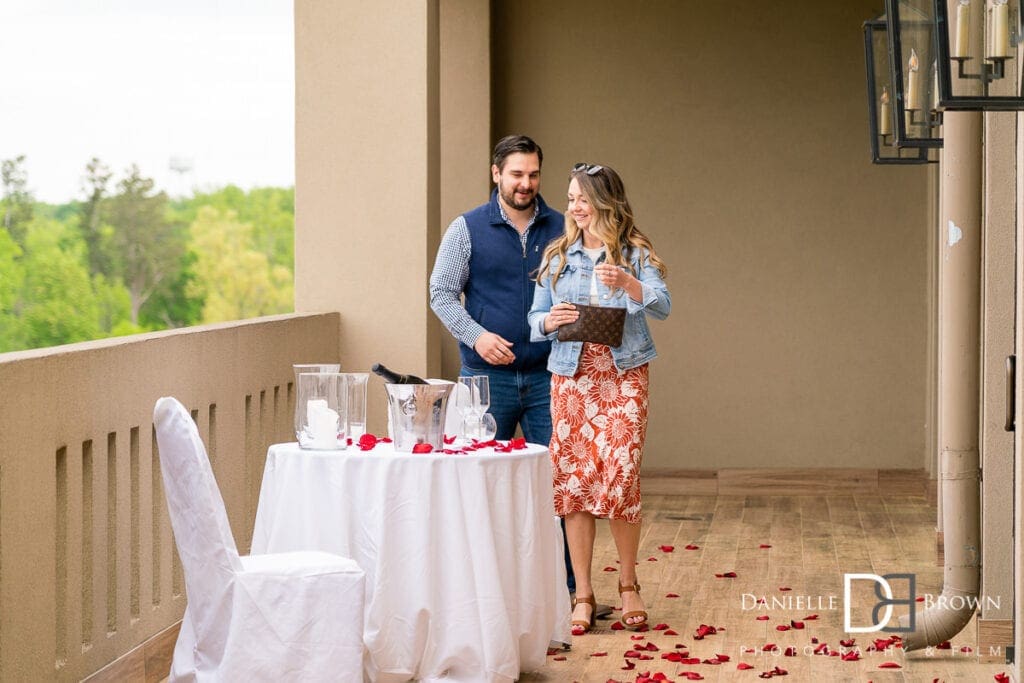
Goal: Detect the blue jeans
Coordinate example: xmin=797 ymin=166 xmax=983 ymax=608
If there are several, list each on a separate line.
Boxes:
xmin=460 ymin=364 xmax=576 ymax=594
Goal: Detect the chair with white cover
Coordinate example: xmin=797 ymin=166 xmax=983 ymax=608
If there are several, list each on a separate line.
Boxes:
xmin=153 ymin=396 xmax=365 ymax=682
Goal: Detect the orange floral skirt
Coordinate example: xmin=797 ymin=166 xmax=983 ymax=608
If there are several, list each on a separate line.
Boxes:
xmin=550 ymin=343 xmax=649 ymax=523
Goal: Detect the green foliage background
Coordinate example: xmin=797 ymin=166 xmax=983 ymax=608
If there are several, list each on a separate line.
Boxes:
xmin=0 ymin=156 xmax=294 ymax=353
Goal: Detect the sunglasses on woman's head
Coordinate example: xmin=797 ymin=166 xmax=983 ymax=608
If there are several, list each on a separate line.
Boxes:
xmin=572 ymin=163 xmax=603 ymax=175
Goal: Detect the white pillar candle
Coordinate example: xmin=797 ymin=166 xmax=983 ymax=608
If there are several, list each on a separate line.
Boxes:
xmin=306 ymin=398 xmax=328 ymax=426
xmin=879 ymin=87 xmax=892 ymax=136
xmin=954 ymin=0 xmax=971 ymax=58
xmin=309 ymin=404 xmax=340 ymax=448
xmin=931 ymin=62 xmax=940 ymax=112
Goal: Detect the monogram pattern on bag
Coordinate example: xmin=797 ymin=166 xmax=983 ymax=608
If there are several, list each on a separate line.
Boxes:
xmin=557 ymin=304 xmax=626 ymax=347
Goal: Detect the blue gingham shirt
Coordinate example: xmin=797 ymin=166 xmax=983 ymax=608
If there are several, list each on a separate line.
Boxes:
xmin=429 ymin=201 xmax=540 ymax=347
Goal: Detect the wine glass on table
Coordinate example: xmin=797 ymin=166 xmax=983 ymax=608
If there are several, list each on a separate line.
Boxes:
xmin=470 ymin=375 xmax=491 ymax=440
xmin=455 ymin=376 xmax=477 ymax=442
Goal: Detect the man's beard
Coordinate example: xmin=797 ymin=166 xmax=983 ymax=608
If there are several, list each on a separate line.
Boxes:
xmin=500 ymin=185 xmax=536 ymax=211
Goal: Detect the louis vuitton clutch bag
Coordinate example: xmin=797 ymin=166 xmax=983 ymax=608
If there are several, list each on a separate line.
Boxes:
xmin=556 ymin=303 xmax=626 ymax=348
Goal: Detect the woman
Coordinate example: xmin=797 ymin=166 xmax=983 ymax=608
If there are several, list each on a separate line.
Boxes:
xmin=528 ymin=163 xmax=670 ymax=634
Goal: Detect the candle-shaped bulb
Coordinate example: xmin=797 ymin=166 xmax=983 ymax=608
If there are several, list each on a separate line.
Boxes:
xmin=906 ymin=48 xmax=922 ymax=111
xmin=954 ymin=0 xmax=971 ymax=58
xmin=931 ymin=61 xmax=940 ymax=112
xmin=988 ymin=0 xmax=1010 ymax=58
xmin=879 ymin=87 xmax=892 ymax=137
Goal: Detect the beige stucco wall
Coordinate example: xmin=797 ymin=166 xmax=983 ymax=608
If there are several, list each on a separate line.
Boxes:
xmin=491 ymin=0 xmax=932 ymax=469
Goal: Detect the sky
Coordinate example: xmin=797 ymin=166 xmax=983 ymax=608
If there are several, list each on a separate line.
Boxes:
xmin=0 ymin=0 xmax=294 ymax=203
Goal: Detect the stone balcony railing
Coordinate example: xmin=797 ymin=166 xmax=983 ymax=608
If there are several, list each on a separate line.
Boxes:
xmin=0 ymin=313 xmax=341 ymax=681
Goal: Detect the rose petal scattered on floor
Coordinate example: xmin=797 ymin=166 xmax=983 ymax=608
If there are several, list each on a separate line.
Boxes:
xmin=759 ymin=544 xmax=772 ymax=549
xmin=603 ymin=566 xmax=618 ymax=572
xmin=995 ymin=673 xmax=1010 ymax=683
xmin=663 ymin=629 xmax=679 ymax=636
xmin=878 ymin=662 xmax=902 ymax=669
xmin=552 ymin=655 xmax=566 ymax=661
xmin=658 ymin=544 xmax=675 ymax=552
xmin=778 ymin=586 xmax=792 ymax=591
xmin=839 ymin=638 xmax=855 ymax=648
xmin=590 ymin=651 xmax=608 ymax=657
xmin=665 ymin=592 xmax=681 ymax=598
xmin=756 ymin=615 xmax=770 ymax=621
xmin=684 ymin=544 xmax=700 ymax=550
xmin=714 ymin=571 xmax=737 ymax=578
xmin=789 ymin=620 xmax=804 ymax=629
xmin=737 ymin=662 xmax=755 ymax=670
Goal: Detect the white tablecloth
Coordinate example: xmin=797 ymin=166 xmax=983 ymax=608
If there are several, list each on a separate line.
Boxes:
xmin=251 ymin=442 xmax=570 ymax=683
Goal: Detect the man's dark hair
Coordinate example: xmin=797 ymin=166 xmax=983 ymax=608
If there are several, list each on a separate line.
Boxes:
xmin=492 ymin=134 xmax=543 ymax=170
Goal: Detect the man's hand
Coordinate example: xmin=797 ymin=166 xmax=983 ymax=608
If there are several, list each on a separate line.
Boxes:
xmin=474 ymin=332 xmax=515 ymax=365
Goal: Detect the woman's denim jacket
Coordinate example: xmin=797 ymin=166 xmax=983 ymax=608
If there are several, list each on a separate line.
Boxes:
xmin=528 ymin=239 xmax=671 ymax=376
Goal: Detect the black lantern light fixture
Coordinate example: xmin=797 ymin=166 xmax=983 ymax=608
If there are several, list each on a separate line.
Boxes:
xmin=864 ymin=13 xmax=937 ymax=163
xmin=884 ymin=0 xmax=946 ymax=145
xmin=934 ymin=0 xmax=1023 ymax=109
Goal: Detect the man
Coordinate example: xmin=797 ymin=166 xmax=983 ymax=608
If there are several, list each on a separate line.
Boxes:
xmin=430 ymin=135 xmax=611 ymax=622
xmin=430 ymin=134 xmax=560 ymax=442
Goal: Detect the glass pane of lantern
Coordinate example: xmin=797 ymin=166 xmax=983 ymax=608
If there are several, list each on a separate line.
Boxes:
xmin=887 ymin=0 xmax=943 ymax=146
xmin=936 ymin=0 xmax=1023 ymax=109
xmin=864 ymin=15 xmax=934 ymax=163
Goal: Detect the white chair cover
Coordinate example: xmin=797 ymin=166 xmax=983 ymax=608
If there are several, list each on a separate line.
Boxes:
xmin=154 ymin=397 xmax=365 ymax=682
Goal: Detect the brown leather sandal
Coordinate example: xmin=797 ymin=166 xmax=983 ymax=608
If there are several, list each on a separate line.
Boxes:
xmin=571 ymin=595 xmax=596 ymax=635
xmin=618 ymin=582 xmax=648 ymax=630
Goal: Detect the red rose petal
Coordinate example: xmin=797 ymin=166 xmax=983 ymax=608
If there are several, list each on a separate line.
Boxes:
xmin=630 ymin=634 xmax=645 ymax=641
xmin=665 ymin=593 xmax=681 ymax=598
xmin=684 ymin=544 xmax=700 ymax=550
xmin=621 ymin=660 xmax=636 ymax=670
xmin=778 ymin=586 xmax=792 ymax=591
xmin=762 ymin=643 xmax=777 ymax=652
xmin=610 ymin=621 xmax=625 ymax=631
xmin=647 ymin=556 xmax=658 ymax=562
xmin=841 ymin=650 xmax=860 ymax=661
xmin=715 ymin=571 xmax=738 ymax=578
xmin=663 ymin=629 xmax=679 ymax=636
xmin=652 ymin=623 xmax=669 ymax=631
xmin=590 ymin=651 xmax=608 ymax=657
xmin=756 ymin=615 xmax=770 ymax=621
xmin=643 ymin=642 xmax=660 ymax=651
xmin=411 ymin=443 xmax=434 ymax=453
xmin=789 ymin=620 xmax=804 ymax=629
xmin=960 ymin=646 xmax=973 ymax=653
xmin=603 ymin=566 xmax=618 ymax=572
xmin=380 ymin=436 xmax=392 ymax=443
xmin=935 ymin=640 xmax=951 ymax=649
xmin=996 ymin=674 xmax=1010 ymax=683
xmin=680 ymin=657 xmax=701 ymax=665
xmin=775 ymin=625 xmax=790 ymax=631
xmin=552 ymin=655 xmax=566 ymax=661
xmin=662 ymin=652 xmax=683 ymax=662
xmin=839 ymin=638 xmax=856 ymax=648
xmin=737 ymin=662 xmax=755 ymax=670
xmin=759 ymin=544 xmax=772 ymax=548
xmin=784 ymin=647 xmax=797 ymax=657
xmin=878 ymin=662 xmax=902 ymax=669
xmin=658 ymin=544 xmax=675 ymax=552
xmin=443 ymin=434 xmax=455 ymax=444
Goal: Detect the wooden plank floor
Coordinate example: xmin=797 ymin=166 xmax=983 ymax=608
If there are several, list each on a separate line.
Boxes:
xmin=521 ymin=493 xmax=1011 ymax=682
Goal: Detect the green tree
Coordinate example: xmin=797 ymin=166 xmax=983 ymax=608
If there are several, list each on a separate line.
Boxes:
xmin=19 ymin=218 xmax=100 ymax=347
xmin=187 ymin=206 xmax=293 ymax=323
xmin=103 ymin=165 xmax=185 ymax=325
xmin=79 ymin=157 xmax=114 ymax=275
xmin=0 ymin=228 xmax=27 ymax=351
xmin=1 ymin=155 xmax=34 ymax=246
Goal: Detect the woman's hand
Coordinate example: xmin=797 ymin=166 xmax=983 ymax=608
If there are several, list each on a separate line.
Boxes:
xmin=595 ymin=263 xmax=642 ymax=301
xmin=544 ymin=303 xmax=579 ymax=334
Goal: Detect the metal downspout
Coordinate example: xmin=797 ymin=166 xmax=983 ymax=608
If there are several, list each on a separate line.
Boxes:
xmin=900 ymin=108 xmax=983 ymax=651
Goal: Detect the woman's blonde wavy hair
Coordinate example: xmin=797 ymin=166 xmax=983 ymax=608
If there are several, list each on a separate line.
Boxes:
xmin=536 ymin=164 xmax=667 ymax=289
